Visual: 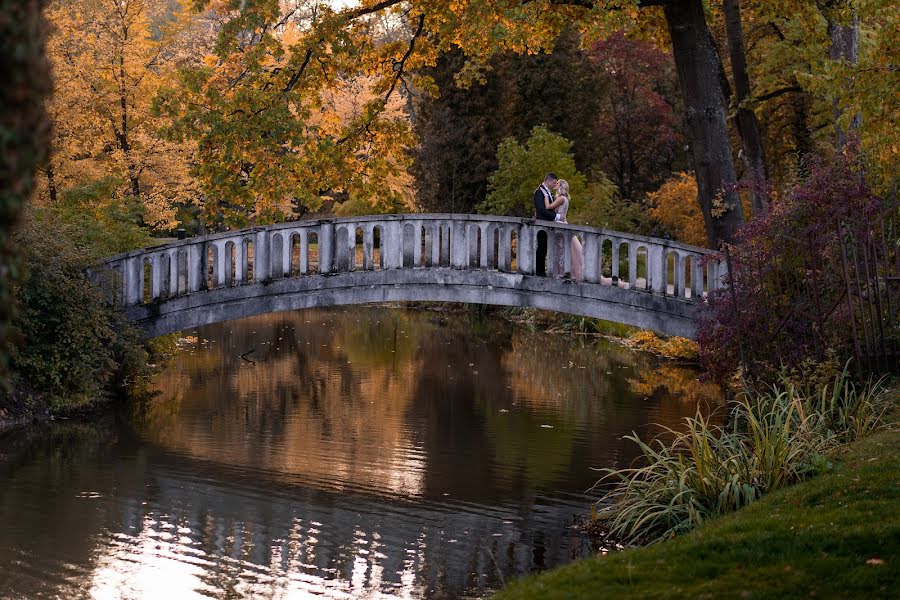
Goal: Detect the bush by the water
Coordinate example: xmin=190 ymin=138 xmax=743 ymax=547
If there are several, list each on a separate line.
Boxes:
xmin=593 ymin=366 xmax=895 ymax=545
xmin=2 ymin=184 xmax=154 ymax=415
xmin=697 ymin=146 xmax=890 ymax=381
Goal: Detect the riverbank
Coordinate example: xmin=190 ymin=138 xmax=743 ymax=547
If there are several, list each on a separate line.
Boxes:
xmin=494 ymin=415 xmax=900 ymax=599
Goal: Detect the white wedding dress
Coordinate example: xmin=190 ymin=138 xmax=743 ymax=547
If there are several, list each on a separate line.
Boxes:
xmin=552 ymin=197 xmax=584 ymax=281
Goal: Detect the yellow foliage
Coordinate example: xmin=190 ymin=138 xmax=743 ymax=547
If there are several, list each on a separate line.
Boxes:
xmin=39 ymin=0 xmax=202 ymax=229
xmin=647 ymin=172 xmax=709 ymax=247
xmin=627 ymin=330 xmax=699 ymax=361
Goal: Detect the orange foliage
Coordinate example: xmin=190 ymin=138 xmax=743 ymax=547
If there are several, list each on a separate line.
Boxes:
xmin=647 ymin=172 xmax=708 ymax=247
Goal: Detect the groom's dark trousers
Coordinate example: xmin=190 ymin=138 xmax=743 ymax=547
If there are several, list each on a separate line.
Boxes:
xmin=533 ymin=186 xmax=556 ymax=276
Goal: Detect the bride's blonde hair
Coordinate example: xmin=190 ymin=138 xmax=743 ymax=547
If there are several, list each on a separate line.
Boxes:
xmin=557 ymin=179 xmax=570 ymax=198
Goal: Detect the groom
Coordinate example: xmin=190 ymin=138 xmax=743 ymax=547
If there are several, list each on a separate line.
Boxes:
xmin=533 ymin=173 xmax=559 ymax=276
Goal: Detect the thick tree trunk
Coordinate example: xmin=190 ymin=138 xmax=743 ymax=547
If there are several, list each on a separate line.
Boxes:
xmin=826 ymin=10 xmax=860 ymax=147
xmin=664 ymin=0 xmax=744 ymax=246
xmin=723 ymin=0 xmax=769 ymax=216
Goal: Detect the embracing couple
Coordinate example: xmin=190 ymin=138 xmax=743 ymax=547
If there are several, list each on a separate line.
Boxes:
xmin=533 ymin=173 xmax=584 ymax=281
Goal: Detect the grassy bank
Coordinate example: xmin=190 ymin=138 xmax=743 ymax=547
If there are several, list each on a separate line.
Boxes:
xmin=495 ymin=420 xmax=899 ymax=599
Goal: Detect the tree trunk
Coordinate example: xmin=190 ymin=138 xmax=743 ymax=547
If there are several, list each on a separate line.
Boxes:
xmin=826 ymin=10 xmax=860 ymax=147
xmin=664 ymin=0 xmax=744 ymax=246
xmin=46 ymin=163 xmax=57 ymax=202
xmin=723 ymin=0 xmax=769 ymax=216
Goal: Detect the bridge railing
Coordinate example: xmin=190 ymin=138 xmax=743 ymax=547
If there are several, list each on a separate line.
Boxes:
xmin=88 ymin=214 xmax=726 ymax=309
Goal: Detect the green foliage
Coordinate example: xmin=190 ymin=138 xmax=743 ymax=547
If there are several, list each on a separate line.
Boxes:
xmin=5 ymin=201 xmax=151 ymax=413
xmin=479 ymin=126 xmax=588 ymax=217
xmin=53 ymin=177 xmax=155 ymax=259
xmin=570 ymin=179 xmax=650 ymax=233
xmin=593 ymin=369 xmax=894 ymax=545
xmin=0 ymin=0 xmax=52 ymax=387
xmin=494 ymin=422 xmax=900 ymax=600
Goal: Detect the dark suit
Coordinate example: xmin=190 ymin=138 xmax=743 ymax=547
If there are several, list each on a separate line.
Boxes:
xmin=533 ymin=185 xmax=555 ymax=276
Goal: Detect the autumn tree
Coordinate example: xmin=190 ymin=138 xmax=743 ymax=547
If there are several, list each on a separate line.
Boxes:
xmin=162 ymin=0 xmax=750 ymax=246
xmin=41 ymin=0 xmax=199 ymax=229
xmin=587 ymin=31 xmax=683 ymax=202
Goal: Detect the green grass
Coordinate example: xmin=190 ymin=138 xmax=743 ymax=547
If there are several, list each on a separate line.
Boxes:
xmin=495 ymin=423 xmax=899 ymax=599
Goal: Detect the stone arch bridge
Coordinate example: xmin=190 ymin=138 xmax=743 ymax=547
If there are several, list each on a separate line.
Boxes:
xmin=88 ymin=214 xmax=726 ymax=339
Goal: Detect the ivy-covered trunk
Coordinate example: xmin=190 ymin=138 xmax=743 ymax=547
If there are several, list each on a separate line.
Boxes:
xmin=664 ymin=0 xmax=745 ymax=246
xmin=0 ymin=0 xmax=52 ymax=386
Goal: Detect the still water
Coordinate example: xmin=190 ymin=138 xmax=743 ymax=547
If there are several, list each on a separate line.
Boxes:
xmin=0 ymin=307 xmax=722 ymax=599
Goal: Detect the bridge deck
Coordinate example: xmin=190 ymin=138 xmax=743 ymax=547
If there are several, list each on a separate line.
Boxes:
xmin=88 ymin=214 xmax=725 ymax=339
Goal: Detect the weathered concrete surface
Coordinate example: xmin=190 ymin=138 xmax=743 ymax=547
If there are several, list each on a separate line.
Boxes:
xmin=90 ymin=215 xmax=724 ymax=340
xmin=127 ymin=270 xmax=699 ymax=339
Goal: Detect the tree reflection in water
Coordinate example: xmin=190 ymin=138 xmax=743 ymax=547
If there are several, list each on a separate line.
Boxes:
xmin=0 ymin=307 xmax=723 ymax=599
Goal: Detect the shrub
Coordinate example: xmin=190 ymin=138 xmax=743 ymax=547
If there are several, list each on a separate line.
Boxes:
xmin=697 ymin=146 xmax=886 ymax=382
xmin=593 ymin=369 xmax=893 ymax=545
xmin=479 ymin=126 xmax=588 ymax=217
xmin=4 ymin=199 xmax=152 ymax=413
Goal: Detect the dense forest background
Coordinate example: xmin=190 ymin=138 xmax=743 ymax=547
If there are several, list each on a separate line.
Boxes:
xmin=28 ymin=0 xmax=898 ymax=245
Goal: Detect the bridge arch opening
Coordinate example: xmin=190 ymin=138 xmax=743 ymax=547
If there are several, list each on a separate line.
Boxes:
xmin=242 ymin=238 xmax=255 ymax=283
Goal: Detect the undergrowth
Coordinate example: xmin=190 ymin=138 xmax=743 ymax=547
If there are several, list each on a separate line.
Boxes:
xmin=592 ymin=365 xmax=896 ymax=545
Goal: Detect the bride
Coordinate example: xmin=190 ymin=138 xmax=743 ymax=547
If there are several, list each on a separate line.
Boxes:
xmin=543 ymin=179 xmax=584 ymax=281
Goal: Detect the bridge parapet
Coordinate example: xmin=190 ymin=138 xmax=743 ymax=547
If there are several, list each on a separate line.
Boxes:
xmin=88 ymin=215 xmax=726 ymax=337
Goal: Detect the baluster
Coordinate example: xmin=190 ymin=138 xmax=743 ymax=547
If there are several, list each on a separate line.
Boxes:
xmin=516 ymin=224 xmax=533 ymax=275
xmin=168 ymin=250 xmax=178 ymax=295
xmin=234 ymin=240 xmax=245 ymax=283
xmin=319 ymin=223 xmax=334 ymax=274
xmin=125 ymin=256 xmax=142 ymax=306
xmin=649 ymin=244 xmax=665 ymax=294
xmin=628 ymin=243 xmax=638 ymax=289
xmin=412 ymin=222 xmax=423 ymax=267
xmin=675 ymin=252 xmax=685 ymax=297
xmin=382 ymin=221 xmax=403 ymax=269
xmin=450 ymin=220 xmax=466 ymax=269
xmin=499 ymin=226 xmax=513 ymax=272
xmin=280 ymin=233 xmax=291 ymax=277
xmin=254 ymin=230 xmax=270 ymax=282
xmin=692 ymin=255 xmax=704 ymax=299
xmin=563 ymin=230 xmax=573 ymax=276
xmin=611 ymin=239 xmax=621 ymax=280
xmin=583 ymin=233 xmax=600 ymax=283
xmin=150 ymin=254 xmax=162 ymax=300
xmin=348 ymin=223 xmax=358 ymax=271
xmin=429 ymin=222 xmax=439 ymax=266
xmin=188 ymin=243 xmax=204 ymax=292
xmin=363 ymin=225 xmax=375 ymax=270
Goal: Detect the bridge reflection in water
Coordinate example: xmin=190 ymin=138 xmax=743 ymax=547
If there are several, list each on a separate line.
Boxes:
xmin=88 ymin=214 xmax=725 ymax=339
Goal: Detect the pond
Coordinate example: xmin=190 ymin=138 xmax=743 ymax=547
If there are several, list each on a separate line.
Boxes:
xmin=0 ymin=307 xmax=723 ymax=599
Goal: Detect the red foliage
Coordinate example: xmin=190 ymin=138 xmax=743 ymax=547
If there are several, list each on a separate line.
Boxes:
xmin=588 ymin=31 xmax=683 ymax=201
xmin=697 ymin=144 xmax=884 ymax=380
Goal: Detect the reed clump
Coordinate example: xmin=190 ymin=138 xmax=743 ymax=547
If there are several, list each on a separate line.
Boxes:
xmin=593 ymin=366 xmax=896 ymax=545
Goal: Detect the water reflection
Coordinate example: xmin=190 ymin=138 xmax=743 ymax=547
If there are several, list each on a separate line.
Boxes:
xmin=0 ymin=307 xmax=723 ymax=599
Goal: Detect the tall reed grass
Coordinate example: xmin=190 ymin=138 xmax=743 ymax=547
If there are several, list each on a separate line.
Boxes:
xmin=593 ymin=366 xmax=895 ymax=545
